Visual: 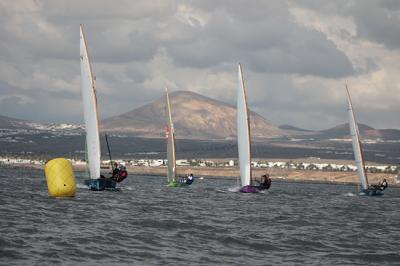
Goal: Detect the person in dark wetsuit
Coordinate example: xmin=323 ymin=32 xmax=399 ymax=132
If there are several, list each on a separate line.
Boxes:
xmin=370 ymin=178 xmax=388 ymax=191
xmin=110 ymin=163 xmax=128 ymax=183
xmin=185 ymin=173 xmax=194 ymax=185
xmin=378 ymin=178 xmax=388 ymax=191
xmin=112 ymin=162 xmax=119 ymax=175
xmin=259 ymin=174 xmax=271 ymax=190
xmin=118 ymin=166 xmax=128 ymax=182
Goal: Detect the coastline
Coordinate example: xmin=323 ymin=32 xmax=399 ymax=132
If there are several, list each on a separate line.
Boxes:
xmin=4 ymin=163 xmax=399 ymax=187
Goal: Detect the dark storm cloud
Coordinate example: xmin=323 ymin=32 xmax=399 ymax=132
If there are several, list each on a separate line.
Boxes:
xmin=163 ymin=2 xmax=354 ymax=78
xmin=296 ymin=0 xmax=400 ymax=51
xmin=352 ymin=0 xmax=400 ymax=50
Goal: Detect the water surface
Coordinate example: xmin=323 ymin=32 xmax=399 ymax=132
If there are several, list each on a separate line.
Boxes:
xmin=0 ymin=168 xmax=399 ymax=265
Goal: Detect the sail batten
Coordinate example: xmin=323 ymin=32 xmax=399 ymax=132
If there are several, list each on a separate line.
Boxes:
xmin=165 ymin=88 xmax=176 ymax=182
xmin=237 ymin=64 xmax=252 ymax=187
xmin=80 ymin=25 xmax=101 ymax=180
xmin=346 ymin=85 xmax=368 ymax=190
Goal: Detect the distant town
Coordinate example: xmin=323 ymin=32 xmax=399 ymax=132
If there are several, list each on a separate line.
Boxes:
xmin=1 ymin=156 xmax=399 ymax=175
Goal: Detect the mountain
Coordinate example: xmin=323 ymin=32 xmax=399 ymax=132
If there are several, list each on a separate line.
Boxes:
xmin=279 ymin=125 xmax=312 ymax=132
xmin=101 ymin=90 xmax=283 ymax=139
xmin=0 ymin=115 xmax=32 ymax=129
xmin=0 ymin=115 xmax=83 ymax=132
xmin=313 ymin=123 xmax=400 ymax=140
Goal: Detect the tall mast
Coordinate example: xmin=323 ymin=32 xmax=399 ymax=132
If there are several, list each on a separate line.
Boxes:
xmin=346 ymin=84 xmax=369 ymax=190
xmin=240 ymin=64 xmax=253 ymax=184
xmin=80 ymin=24 xmax=101 ymax=179
xmin=165 ymin=88 xmax=176 ymax=182
xmin=237 ymin=63 xmax=252 ymax=187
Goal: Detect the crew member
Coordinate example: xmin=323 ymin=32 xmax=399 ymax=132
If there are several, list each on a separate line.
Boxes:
xmin=112 ymin=162 xmax=119 ymax=175
xmin=259 ymin=174 xmax=271 ymax=190
xmin=117 ymin=165 xmax=128 ymax=182
xmin=379 ymin=178 xmax=388 ymax=191
xmin=186 ymin=173 xmax=194 ymax=185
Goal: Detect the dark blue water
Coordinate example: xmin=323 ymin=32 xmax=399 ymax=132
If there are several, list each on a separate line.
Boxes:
xmin=1 ymin=167 xmax=399 ymax=265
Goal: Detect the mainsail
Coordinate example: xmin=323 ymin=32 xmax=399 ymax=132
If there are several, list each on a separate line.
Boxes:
xmin=237 ymin=64 xmax=252 ymax=187
xmin=165 ymin=88 xmax=176 ymax=182
xmin=80 ymin=24 xmax=101 ymax=180
xmin=346 ymin=85 xmax=368 ymax=190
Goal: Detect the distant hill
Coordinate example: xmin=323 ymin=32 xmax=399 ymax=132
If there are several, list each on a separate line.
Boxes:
xmin=279 ymin=125 xmax=311 ymax=132
xmin=313 ymin=123 xmax=400 ymax=140
xmin=101 ymin=90 xmax=283 ymax=139
xmin=0 ymin=115 xmax=32 ymax=129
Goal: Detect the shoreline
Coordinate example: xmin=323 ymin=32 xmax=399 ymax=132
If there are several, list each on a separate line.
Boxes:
xmin=4 ymin=163 xmax=399 ymax=187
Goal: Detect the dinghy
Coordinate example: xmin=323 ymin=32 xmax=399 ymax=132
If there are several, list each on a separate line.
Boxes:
xmin=165 ymin=88 xmax=193 ymax=187
xmin=237 ymin=64 xmax=269 ymax=193
xmin=80 ymin=24 xmax=122 ymax=191
xmin=346 ymin=85 xmax=383 ymax=196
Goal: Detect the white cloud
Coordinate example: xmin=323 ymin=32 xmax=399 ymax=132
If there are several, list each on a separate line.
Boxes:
xmin=0 ymin=0 xmax=398 ymax=130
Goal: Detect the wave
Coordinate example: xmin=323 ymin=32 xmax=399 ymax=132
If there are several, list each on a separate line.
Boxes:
xmin=76 ymin=183 xmax=88 ymax=189
xmin=228 ymin=186 xmax=241 ymax=193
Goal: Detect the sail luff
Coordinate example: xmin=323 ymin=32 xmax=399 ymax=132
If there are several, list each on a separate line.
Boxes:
xmin=165 ymin=88 xmax=176 ymax=182
xmin=346 ymin=85 xmax=368 ymax=190
xmin=237 ymin=63 xmax=252 ymax=187
xmin=80 ymin=24 xmax=101 ymax=180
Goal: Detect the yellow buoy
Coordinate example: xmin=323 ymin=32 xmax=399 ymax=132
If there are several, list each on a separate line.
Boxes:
xmin=45 ymin=158 xmax=76 ymax=197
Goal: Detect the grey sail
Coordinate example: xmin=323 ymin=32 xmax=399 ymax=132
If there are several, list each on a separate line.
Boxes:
xmin=165 ymin=88 xmax=176 ymax=182
xmin=237 ymin=64 xmax=252 ymax=187
xmin=346 ymin=85 xmax=368 ymax=190
xmin=80 ymin=24 xmax=101 ymax=180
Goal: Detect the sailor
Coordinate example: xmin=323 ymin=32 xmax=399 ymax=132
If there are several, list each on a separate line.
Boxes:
xmin=259 ymin=174 xmax=271 ymax=190
xmin=186 ymin=173 xmax=194 ymax=185
xmin=112 ymin=162 xmax=119 ymax=175
xmin=379 ymin=178 xmax=388 ymax=191
xmin=117 ymin=166 xmax=128 ymax=182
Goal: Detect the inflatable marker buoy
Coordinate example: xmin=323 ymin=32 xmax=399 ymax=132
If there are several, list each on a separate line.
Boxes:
xmin=45 ymin=158 xmax=76 ymax=197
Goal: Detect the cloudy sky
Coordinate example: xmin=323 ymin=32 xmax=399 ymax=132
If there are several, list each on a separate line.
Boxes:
xmin=0 ymin=0 xmax=400 ymax=130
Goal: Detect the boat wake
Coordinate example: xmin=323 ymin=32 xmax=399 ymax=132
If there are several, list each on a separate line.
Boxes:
xmin=345 ymin=192 xmax=355 ymax=197
xmin=76 ymin=183 xmax=88 ymax=189
xmin=228 ymin=186 xmax=241 ymax=193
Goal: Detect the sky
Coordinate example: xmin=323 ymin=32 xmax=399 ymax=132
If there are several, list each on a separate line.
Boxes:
xmin=0 ymin=0 xmax=400 ymax=130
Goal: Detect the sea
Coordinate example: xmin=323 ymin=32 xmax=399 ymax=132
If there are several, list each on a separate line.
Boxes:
xmin=1 ymin=168 xmax=399 ymax=266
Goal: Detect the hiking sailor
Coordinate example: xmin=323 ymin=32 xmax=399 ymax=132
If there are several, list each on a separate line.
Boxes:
xmin=185 ymin=173 xmax=194 ymax=185
xmin=370 ymin=178 xmax=388 ymax=191
xmin=378 ymin=178 xmax=388 ymax=191
xmin=110 ymin=162 xmax=128 ymax=183
xmin=259 ymin=174 xmax=271 ymax=190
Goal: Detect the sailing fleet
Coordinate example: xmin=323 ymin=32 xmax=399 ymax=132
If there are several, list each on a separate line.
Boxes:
xmin=78 ymin=24 xmax=388 ymax=196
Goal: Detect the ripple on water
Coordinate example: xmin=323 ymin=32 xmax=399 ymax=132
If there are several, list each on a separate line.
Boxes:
xmin=1 ymin=169 xmax=400 ymax=265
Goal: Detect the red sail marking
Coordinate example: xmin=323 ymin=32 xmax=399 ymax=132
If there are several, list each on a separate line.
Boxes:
xmin=165 ymin=126 xmax=170 ymax=143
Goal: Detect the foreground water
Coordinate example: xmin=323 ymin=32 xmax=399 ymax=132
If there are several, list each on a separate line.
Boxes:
xmin=1 ymin=168 xmax=399 ymax=265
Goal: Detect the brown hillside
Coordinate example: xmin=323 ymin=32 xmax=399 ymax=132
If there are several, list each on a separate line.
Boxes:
xmin=101 ymin=90 xmax=283 ymax=139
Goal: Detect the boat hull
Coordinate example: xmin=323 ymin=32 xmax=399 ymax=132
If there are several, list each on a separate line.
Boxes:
xmin=84 ymin=178 xmax=117 ymax=191
xmin=359 ymin=188 xmax=384 ymax=196
xmin=167 ymin=180 xmax=189 ymax=187
xmin=240 ymin=185 xmax=261 ymax=193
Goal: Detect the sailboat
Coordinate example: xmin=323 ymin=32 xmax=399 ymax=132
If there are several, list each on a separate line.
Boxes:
xmin=346 ymin=85 xmax=383 ymax=196
xmin=80 ymin=24 xmax=119 ymax=191
xmin=165 ymin=89 xmax=193 ymax=187
xmin=237 ymin=64 xmax=270 ymax=193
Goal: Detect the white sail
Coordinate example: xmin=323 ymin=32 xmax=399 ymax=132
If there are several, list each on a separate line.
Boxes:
xmin=165 ymin=88 xmax=176 ymax=182
xmin=237 ymin=64 xmax=252 ymax=187
xmin=346 ymin=85 xmax=368 ymax=190
xmin=80 ymin=24 xmax=101 ymax=180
